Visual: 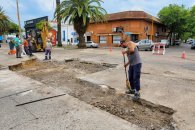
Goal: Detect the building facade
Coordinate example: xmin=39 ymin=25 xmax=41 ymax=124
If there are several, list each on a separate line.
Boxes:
xmin=49 ymin=21 xmax=78 ymax=45
xmin=86 ymin=11 xmax=168 ymax=47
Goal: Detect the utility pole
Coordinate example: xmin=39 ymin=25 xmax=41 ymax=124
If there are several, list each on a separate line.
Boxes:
xmin=16 ymin=0 xmax=21 ymax=38
xmin=56 ymin=0 xmax=62 ymax=47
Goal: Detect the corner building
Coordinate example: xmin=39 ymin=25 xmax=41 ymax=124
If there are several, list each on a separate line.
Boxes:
xmin=86 ymin=11 xmax=168 ymax=47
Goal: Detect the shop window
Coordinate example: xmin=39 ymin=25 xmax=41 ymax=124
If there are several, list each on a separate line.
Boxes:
xmin=131 ymin=34 xmax=138 ymax=42
xmin=63 ymin=31 xmax=65 ymax=41
xmin=99 ymin=36 xmax=106 ymax=44
xmin=112 ymin=35 xmax=121 ymax=44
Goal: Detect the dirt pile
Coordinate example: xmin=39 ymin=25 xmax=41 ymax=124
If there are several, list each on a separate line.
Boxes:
xmin=14 ymin=60 xmax=176 ymax=130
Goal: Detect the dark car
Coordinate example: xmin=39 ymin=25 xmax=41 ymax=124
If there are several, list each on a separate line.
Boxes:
xmin=174 ymin=40 xmax=181 ymax=45
xmin=191 ymin=40 xmax=195 ymax=49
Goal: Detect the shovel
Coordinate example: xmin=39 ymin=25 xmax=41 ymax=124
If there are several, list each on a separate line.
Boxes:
xmin=123 ymin=54 xmax=131 ymax=89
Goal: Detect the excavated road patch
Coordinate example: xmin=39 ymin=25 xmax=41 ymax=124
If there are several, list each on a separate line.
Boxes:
xmin=12 ymin=59 xmax=176 ymax=130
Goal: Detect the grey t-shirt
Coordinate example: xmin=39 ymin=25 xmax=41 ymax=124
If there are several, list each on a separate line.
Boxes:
xmin=45 ymin=41 xmax=52 ymax=50
xmin=127 ymin=47 xmax=142 ymax=66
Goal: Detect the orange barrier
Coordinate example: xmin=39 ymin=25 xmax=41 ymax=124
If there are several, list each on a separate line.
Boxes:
xmin=152 ymin=43 xmax=165 ymax=55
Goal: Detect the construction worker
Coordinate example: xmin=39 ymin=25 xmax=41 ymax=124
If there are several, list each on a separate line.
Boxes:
xmin=121 ymin=40 xmax=142 ymax=100
xmin=44 ymin=38 xmax=52 ymax=60
xmin=14 ymin=34 xmax=22 ymax=58
xmin=23 ymin=37 xmax=29 ymax=55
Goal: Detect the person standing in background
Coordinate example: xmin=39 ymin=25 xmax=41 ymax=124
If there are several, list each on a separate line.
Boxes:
xmin=44 ymin=38 xmax=52 ymax=60
xmin=14 ymin=34 xmax=22 ymax=58
xmin=27 ymin=36 xmax=33 ymax=56
xmin=23 ymin=37 xmax=29 ymax=55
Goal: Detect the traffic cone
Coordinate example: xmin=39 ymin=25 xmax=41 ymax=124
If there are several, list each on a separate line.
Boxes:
xmin=109 ymin=46 xmax=112 ymax=52
xmin=181 ymin=51 xmax=186 ymax=59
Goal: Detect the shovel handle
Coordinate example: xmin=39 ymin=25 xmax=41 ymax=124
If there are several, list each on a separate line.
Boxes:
xmin=123 ymin=54 xmax=128 ymax=80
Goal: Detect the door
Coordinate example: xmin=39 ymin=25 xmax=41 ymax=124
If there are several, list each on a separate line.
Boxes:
xmin=87 ymin=36 xmax=91 ymax=41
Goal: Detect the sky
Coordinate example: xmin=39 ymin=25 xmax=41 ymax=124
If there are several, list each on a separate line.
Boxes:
xmin=0 ymin=0 xmax=195 ymax=28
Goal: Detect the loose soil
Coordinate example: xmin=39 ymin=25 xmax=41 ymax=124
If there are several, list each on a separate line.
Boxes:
xmin=14 ymin=59 xmax=176 ymax=130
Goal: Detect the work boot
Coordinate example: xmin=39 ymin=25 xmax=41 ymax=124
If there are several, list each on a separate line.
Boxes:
xmin=49 ymin=56 xmax=51 ymax=60
xmin=133 ymin=91 xmax=140 ymax=100
xmin=44 ymin=56 xmax=48 ymax=60
xmin=125 ymin=89 xmax=135 ymax=94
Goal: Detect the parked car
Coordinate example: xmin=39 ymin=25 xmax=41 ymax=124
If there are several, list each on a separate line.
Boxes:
xmin=135 ymin=39 xmax=154 ymax=51
xmin=160 ymin=39 xmax=170 ymax=48
xmin=191 ymin=40 xmax=195 ymax=49
xmin=86 ymin=41 xmax=99 ymax=48
xmin=187 ymin=39 xmax=194 ymax=44
xmin=174 ymin=40 xmax=181 ymax=45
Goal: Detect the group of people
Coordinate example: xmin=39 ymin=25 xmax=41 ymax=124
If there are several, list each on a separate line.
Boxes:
xmin=9 ymin=34 xmax=53 ymax=60
xmin=9 ymin=34 xmax=33 ymax=58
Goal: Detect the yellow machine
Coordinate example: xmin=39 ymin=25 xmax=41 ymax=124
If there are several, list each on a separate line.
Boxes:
xmin=36 ymin=22 xmax=49 ymax=51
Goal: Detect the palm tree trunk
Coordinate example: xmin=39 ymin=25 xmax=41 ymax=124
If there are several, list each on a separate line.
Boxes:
xmin=56 ymin=0 xmax=62 ymax=47
xmin=77 ymin=33 xmax=86 ymax=48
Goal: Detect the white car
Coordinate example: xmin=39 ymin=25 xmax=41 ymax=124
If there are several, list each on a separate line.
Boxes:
xmin=135 ymin=39 xmax=154 ymax=51
xmin=86 ymin=41 xmax=99 ymax=48
xmin=160 ymin=39 xmax=170 ymax=48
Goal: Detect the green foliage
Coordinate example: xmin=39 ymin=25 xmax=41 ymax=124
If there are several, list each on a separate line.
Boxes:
xmin=158 ymin=4 xmax=195 ymax=40
xmin=0 ymin=6 xmax=10 ymax=34
xmin=54 ymin=0 xmax=107 ymax=48
xmin=7 ymin=22 xmax=19 ymax=33
xmin=188 ymin=5 xmax=195 ymax=38
xmin=36 ymin=20 xmax=52 ymax=30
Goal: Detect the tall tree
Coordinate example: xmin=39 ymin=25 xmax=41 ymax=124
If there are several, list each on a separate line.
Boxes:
xmin=0 ymin=7 xmax=10 ymax=34
xmin=56 ymin=0 xmax=62 ymax=47
xmin=189 ymin=5 xmax=195 ymax=38
xmin=54 ymin=0 xmax=107 ymax=48
xmin=158 ymin=4 xmax=189 ymax=41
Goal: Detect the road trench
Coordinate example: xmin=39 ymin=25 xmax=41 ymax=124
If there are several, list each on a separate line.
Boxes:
xmin=10 ymin=59 xmax=177 ymax=130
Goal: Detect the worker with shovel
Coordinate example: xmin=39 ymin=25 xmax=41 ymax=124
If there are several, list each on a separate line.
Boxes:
xmin=121 ymin=40 xmax=142 ymax=100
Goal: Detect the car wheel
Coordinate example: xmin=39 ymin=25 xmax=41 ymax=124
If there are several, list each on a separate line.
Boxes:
xmin=90 ymin=45 xmax=93 ymax=48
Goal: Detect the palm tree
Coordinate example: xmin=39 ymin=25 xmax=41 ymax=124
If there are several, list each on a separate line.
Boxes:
xmin=54 ymin=0 xmax=107 ymax=48
xmin=56 ymin=0 xmax=62 ymax=47
xmin=0 ymin=7 xmax=10 ymax=34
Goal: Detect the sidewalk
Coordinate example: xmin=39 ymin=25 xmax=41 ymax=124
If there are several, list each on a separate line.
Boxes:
xmin=0 ymin=69 xmax=141 ymax=130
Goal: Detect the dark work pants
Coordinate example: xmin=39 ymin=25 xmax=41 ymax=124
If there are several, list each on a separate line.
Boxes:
xmin=45 ymin=49 xmax=51 ymax=59
xmin=24 ymin=46 xmax=29 ymax=55
xmin=128 ymin=63 xmax=142 ymax=91
xmin=28 ymin=46 xmax=33 ymax=56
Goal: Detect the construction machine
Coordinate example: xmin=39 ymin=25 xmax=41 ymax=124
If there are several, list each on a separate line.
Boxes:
xmin=35 ymin=22 xmax=49 ymax=51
